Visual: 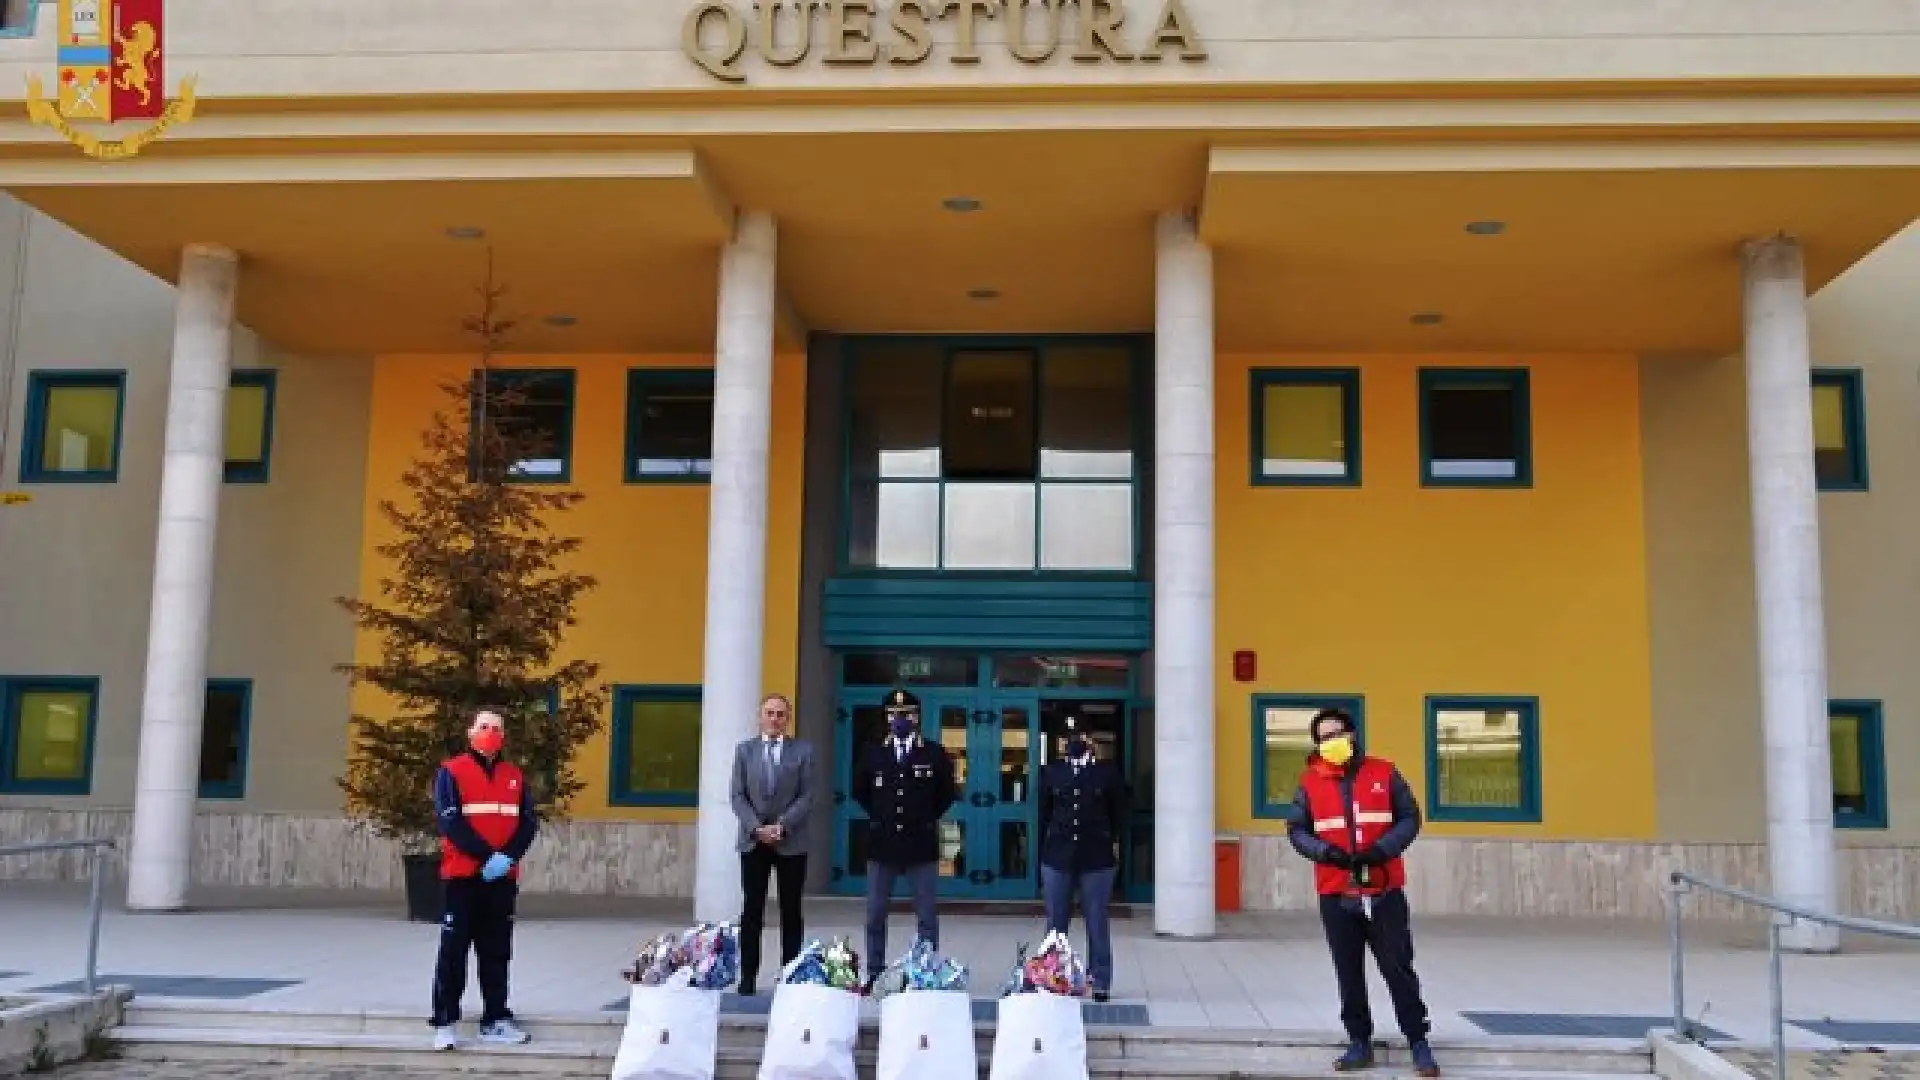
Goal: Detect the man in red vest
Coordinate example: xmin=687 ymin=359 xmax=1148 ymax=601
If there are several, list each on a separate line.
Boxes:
xmin=430 ymin=709 xmax=539 ymax=1052
xmin=1288 ymin=707 xmax=1439 ymax=1077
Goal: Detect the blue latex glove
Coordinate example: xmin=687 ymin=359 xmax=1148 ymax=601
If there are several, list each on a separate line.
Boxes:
xmin=481 ymin=853 xmax=514 ymax=881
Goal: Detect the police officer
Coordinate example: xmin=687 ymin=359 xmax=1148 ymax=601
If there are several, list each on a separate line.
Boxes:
xmin=852 ymin=689 xmax=956 ymax=989
xmin=1037 ymin=716 xmax=1127 ymax=1001
xmin=1287 ymin=707 xmax=1439 ymax=1078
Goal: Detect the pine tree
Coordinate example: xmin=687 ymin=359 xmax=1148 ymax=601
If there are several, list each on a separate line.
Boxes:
xmin=336 ymin=256 xmax=607 ymax=855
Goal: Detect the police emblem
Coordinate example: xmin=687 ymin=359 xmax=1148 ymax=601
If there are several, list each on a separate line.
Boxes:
xmin=22 ymin=0 xmax=199 ymax=160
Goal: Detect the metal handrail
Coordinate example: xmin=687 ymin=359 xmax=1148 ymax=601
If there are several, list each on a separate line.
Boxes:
xmin=0 ymin=838 xmax=115 ymax=994
xmin=1667 ymin=870 xmax=1920 ymax=1080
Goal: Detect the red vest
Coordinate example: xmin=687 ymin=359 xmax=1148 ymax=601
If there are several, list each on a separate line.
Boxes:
xmin=440 ymin=753 xmax=525 ymax=881
xmin=1299 ymin=755 xmax=1408 ymax=897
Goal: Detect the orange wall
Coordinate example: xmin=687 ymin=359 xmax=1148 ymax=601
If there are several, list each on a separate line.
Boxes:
xmin=350 ymin=352 xmax=808 ymax=822
xmin=1215 ymin=353 xmax=1658 ymax=840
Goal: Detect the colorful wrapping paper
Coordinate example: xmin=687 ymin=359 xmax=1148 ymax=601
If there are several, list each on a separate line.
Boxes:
xmin=779 ymin=936 xmax=864 ymax=991
xmin=622 ymin=921 xmax=741 ymax=990
xmin=869 ymin=937 xmax=969 ymax=999
xmin=999 ymin=931 xmax=1089 ymax=997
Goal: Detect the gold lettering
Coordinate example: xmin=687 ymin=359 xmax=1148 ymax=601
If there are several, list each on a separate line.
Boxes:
xmin=682 ymin=1 xmax=749 ymax=82
xmin=945 ymin=0 xmax=1001 ymax=64
xmin=824 ymin=0 xmax=880 ymax=63
xmin=1140 ymin=0 xmax=1205 ymax=61
xmin=1073 ymin=0 xmax=1133 ymax=62
xmin=754 ymin=0 xmax=815 ymax=67
xmin=887 ymin=0 xmax=935 ymax=63
xmin=1005 ymin=0 xmax=1059 ymax=63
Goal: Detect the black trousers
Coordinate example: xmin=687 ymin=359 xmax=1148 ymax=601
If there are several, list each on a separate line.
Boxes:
xmin=739 ymin=847 xmax=807 ymax=988
xmin=1318 ymin=889 xmax=1430 ymax=1044
xmin=431 ymin=876 xmax=518 ymax=1027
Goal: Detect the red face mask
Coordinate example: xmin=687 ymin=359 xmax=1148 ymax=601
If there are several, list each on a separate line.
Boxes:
xmin=471 ymin=729 xmax=505 ymax=756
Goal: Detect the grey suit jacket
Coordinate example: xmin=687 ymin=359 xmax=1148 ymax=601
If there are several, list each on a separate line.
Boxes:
xmin=730 ymin=736 xmax=813 ymax=856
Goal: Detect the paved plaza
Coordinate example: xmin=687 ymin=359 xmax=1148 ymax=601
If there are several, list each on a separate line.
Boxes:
xmin=3 ymin=882 xmax=1918 ymax=1049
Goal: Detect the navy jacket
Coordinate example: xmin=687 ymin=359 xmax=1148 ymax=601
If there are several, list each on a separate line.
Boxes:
xmin=1038 ymin=759 xmax=1127 ymax=874
xmin=852 ymin=738 xmax=957 ymax=866
xmin=1284 ymin=753 xmax=1421 ymax=867
xmin=432 ymin=751 xmax=541 ymax=865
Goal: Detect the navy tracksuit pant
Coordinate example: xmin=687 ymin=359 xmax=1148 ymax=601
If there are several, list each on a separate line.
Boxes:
xmin=431 ymin=876 xmax=518 ymax=1027
xmin=1318 ymin=888 xmax=1431 ymax=1044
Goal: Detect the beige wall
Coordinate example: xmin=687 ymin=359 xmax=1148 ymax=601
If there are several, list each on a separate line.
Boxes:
xmin=2 ymin=0 xmax=1919 ymax=101
xmin=1645 ymin=224 xmax=1920 ymax=845
xmin=0 ymin=195 xmax=371 ymax=815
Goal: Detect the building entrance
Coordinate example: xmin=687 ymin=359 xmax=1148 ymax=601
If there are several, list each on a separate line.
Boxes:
xmin=829 ymin=651 xmax=1148 ymax=902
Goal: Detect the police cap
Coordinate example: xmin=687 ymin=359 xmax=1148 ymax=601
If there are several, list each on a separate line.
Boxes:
xmin=884 ymin=689 xmax=921 ymax=714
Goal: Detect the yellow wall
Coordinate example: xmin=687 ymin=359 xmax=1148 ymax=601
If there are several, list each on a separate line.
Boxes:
xmin=350 ymin=352 xmax=808 ymax=822
xmin=1216 ymin=354 xmax=1656 ymax=840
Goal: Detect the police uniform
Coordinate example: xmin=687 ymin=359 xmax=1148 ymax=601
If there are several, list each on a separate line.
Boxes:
xmin=851 ymin=689 xmax=957 ymax=981
xmin=1037 ymin=720 xmax=1127 ymax=997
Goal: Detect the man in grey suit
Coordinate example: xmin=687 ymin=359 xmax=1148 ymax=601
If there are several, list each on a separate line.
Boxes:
xmin=729 ymin=692 xmax=812 ymax=996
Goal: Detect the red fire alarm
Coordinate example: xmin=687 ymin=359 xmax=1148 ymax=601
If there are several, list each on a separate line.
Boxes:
xmin=1232 ymin=650 xmax=1257 ymax=683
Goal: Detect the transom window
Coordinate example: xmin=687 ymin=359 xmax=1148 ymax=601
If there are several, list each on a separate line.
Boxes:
xmin=843 ymin=339 xmax=1141 ymax=574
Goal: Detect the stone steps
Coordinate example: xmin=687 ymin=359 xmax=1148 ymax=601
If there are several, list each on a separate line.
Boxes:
xmin=109 ymin=1003 xmax=1658 ymax=1079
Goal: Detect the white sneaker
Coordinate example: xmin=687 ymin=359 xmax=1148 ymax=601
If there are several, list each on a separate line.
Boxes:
xmin=432 ymin=1026 xmax=458 ymax=1052
xmin=478 ymin=1019 xmax=531 ymax=1045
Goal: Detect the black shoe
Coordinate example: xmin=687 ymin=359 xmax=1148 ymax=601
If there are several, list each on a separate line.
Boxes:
xmin=1334 ymin=1042 xmax=1376 ymax=1071
xmin=1093 ymin=991 xmax=1110 ymax=1004
xmin=736 ymin=982 xmax=757 ymax=997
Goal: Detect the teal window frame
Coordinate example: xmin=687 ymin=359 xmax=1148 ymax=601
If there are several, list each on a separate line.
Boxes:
xmin=1811 ymin=369 xmax=1869 ymax=493
xmin=836 ymin=335 xmax=1149 ymax=579
xmin=624 ymin=368 xmax=715 ymax=485
xmin=469 ymin=368 xmax=576 ymax=485
xmin=608 ymin=684 xmax=702 ymax=808
xmin=223 ymin=369 xmax=278 ymax=485
xmin=1424 ymin=695 xmax=1542 ymax=823
xmin=19 ymin=370 xmax=126 ymax=484
xmin=0 ymin=676 xmax=101 ymax=796
xmin=0 ymin=0 xmax=40 ymax=37
xmin=1248 ymin=368 xmax=1362 ymax=487
xmin=1418 ymin=368 xmax=1533 ymax=489
xmin=1828 ymin=699 xmax=1887 ymax=830
xmin=198 ymin=679 xmax=253 ymax=801
xmin=1251 ymin=693 xmax=1366 ymax=821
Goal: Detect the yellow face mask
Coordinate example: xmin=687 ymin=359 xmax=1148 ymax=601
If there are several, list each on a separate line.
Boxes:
xmin=1318 ymin=735 xmax=1355 ymax=766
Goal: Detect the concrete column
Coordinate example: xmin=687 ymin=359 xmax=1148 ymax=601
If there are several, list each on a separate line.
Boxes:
xmin=693 ymin=212 xmax=779 ymax=923
xmin=1152 ymin=211 xmax=1217 ymax=939
xmin=127 ymin=244 xmax=239 ymax=911
xmin=1741 ymin=234 xmax=1840 ymax=953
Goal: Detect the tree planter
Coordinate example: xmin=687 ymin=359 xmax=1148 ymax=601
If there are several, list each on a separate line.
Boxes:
xmin=403 ymin=854 xmax=444 ymax=924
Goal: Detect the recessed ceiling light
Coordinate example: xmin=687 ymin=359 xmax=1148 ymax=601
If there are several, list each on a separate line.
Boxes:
xmin=942 ymin=197 xmax=983 ymax=213
xmin=1410 ymin=312 xmax=1444 ymax=325
xmin=544 ymin=315 xmax=578 ymax=327
xmin=1464 ymin=220 xmax=1506 ymax=236
xmin=445 ymin=226 xmax=486 ymax=240
xmin=967 ymin=288 xmax=1000 ymax=301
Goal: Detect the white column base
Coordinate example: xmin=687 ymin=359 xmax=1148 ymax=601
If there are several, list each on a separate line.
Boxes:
xmin=126 ymin=243 xmax=240 ymax=912
xmin=692 ymin=212 xmax=779 ymax=925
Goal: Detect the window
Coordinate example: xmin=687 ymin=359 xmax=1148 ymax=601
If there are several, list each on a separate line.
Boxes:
xmin=199 ymin=680 xmax=252 ymax=800
xmin=1419 ymin=369 xmax=1531 ymax=487
xmin=20 ymin=371 xmax=125 ymax=483
xmin=1251 ymin=369 xmax=1360 ymax=486
xmin=0 ymin=0 xmax=35 ymax=37
xmin=1811 ymin=370 xmax=1868 ymax=492
xmin=470 ymin=369 xmax=575 ymax=483
xmin=1829 ymin=700 xmax=1886 ymax=829
xmin=625 ymin=369 xmax=715 ymax=482
xmin=1251 ymin=694 xmax=1366 ymax=820
xmin=844 ymin=340 xmax=1139 ymax=573
xmin=1 ymin=677 xmax=99 ymax=795
xmin=609 ymin=685 xmax=702 ymax=807
xmin=1425 ymin=696 xmax=1541 ymax=823
xmin=224 ymin=370 xmax=277 ymax=484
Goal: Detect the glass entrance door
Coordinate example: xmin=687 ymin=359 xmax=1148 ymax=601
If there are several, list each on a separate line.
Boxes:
xmin=959 ymin=693 xmax=1039 ymax=900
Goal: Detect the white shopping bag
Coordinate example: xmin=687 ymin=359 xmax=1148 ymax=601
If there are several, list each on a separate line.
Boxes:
xmin=611 ymin=984 xmax=723 ymax=1080
xmin=989 ymin=992 xmax=1089 ymax=1080
xmin=756 ymin=983 xmax=862 ymax=1080
xmin=876 ymin=990 xmax=977 ymax=1080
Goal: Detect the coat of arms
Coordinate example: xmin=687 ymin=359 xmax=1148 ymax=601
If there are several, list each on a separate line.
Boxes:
xmin=23 ymin=0 xmax=198 ymax=159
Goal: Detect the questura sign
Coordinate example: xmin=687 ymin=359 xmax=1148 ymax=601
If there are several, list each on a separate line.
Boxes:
xmin=681 ymin=0 xmax=1207 ymax=83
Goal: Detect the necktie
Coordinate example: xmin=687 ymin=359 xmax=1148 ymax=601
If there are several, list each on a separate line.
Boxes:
xmin=763 ymin=739 xmax=778 ymax=791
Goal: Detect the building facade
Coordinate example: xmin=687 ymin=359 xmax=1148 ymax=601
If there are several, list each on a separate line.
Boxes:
xmin=1 ymin=0 xmax=1917 ymax=941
